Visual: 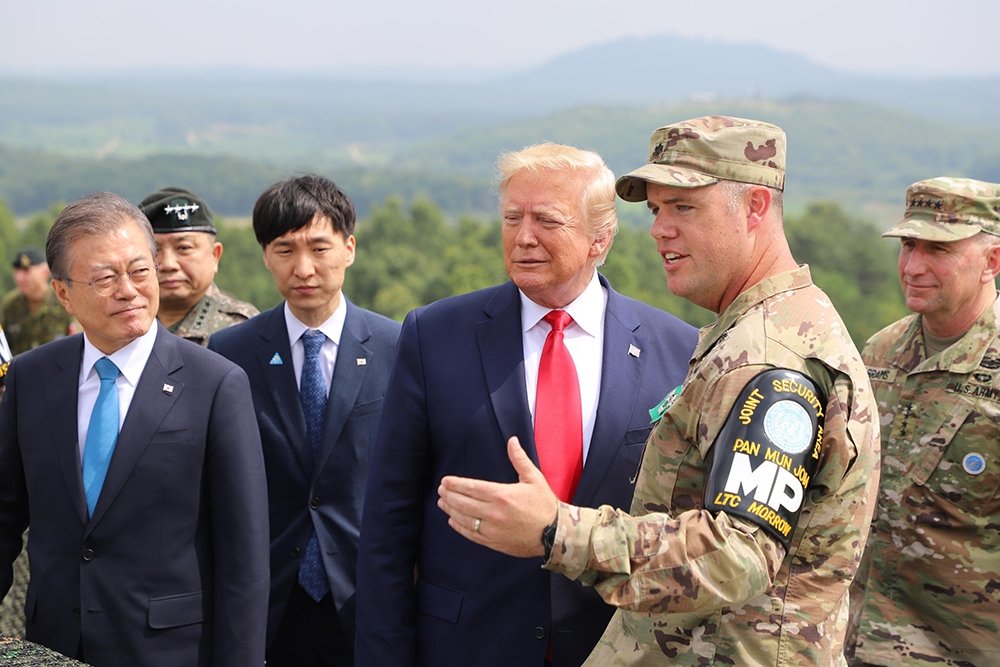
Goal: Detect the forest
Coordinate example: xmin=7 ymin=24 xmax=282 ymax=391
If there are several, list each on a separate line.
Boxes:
xmin=0 ymin=193 xmax=909 ymax=348
xmin=7 ymin=37 xmax=994 ymax=347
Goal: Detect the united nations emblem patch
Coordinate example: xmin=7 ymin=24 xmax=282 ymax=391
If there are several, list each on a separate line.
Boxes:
xmin=963 ymin=452 xmax=986 ymax=476
xmin=704 ymin=368 xmax=826 ymax=548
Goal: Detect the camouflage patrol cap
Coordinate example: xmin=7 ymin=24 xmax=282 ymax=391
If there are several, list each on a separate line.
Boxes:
xmin=616 ymin=115 xmax=786 ymax=202
xmin=12 ymin=247 xmax=45 ymax=269
xmin=883 ymin=177 xmax=1000 ymax=242
xmin=139 ymin=187 xmax=217 ymax=234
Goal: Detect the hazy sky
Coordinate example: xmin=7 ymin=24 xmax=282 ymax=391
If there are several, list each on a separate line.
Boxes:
xmin=4 ymin=0 xmax=998 ymax=77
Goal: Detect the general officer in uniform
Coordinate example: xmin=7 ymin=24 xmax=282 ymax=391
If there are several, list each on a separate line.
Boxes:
xmin=438 ymin=116 xmax=881 ymax=666
xmin=139 ymin=187 xmax=258 ymax=346
xmin=1 ymin=247 xmax=77 ymax=355
xmin=850 ymin=177 xmax=1000 ymax=666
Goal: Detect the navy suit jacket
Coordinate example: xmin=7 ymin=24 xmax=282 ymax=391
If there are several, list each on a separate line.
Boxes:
xmin=0 ymin=324 xmax=270 ymax=667
xmin=208 ymin=299 xmax=400 ymax=646
xmin=355 ymin=276 xmax=698 ymax=667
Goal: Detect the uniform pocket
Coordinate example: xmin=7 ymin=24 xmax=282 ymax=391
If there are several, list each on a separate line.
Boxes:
xmin=908 ymin=398 xmax=1000 ymax=516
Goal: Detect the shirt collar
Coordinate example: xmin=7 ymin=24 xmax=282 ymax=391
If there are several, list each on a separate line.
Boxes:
xmin=284 ymin=295 xmax=347 ymax=346
xmin=519 ymin=272 xmax=603 ymax=337
xmin=81 ymin=321 xmax=158 ymax=387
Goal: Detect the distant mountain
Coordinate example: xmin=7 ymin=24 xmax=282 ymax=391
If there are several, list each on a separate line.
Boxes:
xmin=1 ymin=34 xmax=998 ymax=216
xmin=0 ymin=34 xmax=996 ymax=166
xmin=494 ymin=36 xmax=1000 ymax=126
xmin=2 ymin=97 xmax=998 ymax=219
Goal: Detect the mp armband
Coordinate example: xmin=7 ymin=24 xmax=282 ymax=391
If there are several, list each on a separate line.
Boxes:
xmin=704 ymin=369 xmax=826 ymax=549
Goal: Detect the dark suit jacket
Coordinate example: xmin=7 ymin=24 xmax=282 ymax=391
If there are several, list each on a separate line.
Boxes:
xmin=355 ymin=276 xmax=698 ymax=667
xmin=0 ymin=324 xmax=269 ymax=667
xmin=208 ymin=299 xmax=400 ymax=646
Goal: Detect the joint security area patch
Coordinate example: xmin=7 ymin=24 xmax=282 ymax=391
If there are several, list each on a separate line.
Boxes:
xmin=704 ymin=369 xmax=826 ymax=548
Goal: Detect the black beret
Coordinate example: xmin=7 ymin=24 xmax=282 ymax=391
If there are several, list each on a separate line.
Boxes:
xmin=12 ymin=247 xmax=45 ymax=269
xmin=138 ymin=187 xmax=217 ymax=234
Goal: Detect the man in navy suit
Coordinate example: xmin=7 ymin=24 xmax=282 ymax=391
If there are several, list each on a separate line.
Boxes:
xmin=355 ymin=143 xmax=698 ymax=667
xmin=0 ymin=192 xmax=269 ymax=666
xmin=209 ymin=175 xmax=400 ymax=667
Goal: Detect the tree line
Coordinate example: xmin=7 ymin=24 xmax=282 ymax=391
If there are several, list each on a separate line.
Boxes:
xmin=0 ymin=195 xmax=908 ymax=348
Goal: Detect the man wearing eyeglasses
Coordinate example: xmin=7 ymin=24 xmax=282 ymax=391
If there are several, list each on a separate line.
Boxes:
xmin=0 ymin=192 xmax=270 ymax=667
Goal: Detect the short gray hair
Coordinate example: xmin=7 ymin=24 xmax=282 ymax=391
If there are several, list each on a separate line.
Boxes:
xmin=47 ymin=192 xmax=157 ymax=279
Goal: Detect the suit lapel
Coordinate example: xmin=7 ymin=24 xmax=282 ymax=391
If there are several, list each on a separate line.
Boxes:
xmin=255 ymin=306 xmax=312 ymax=476
xmin=575 ymin=281 xmax=645 ymax=503
xmin=89 ymin=325 xmax=183 ymax=528
xmin=476 ymin=283 xmax=536 ymax=462
xmin=51 ymin=337 xmax=88 ymax=524
xmin=313 ymin=301 xmax=368 ymax=474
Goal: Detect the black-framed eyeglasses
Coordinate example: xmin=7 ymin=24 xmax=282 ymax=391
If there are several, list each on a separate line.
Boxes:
xmin=59 ymin=265 xmax=158 ymax=297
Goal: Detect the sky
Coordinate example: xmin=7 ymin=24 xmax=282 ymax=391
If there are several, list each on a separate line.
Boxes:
xmin=3 ymin=0 xmax=999 ymax=77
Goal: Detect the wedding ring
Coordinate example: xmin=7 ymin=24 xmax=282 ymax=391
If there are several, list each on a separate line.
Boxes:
xmin=472 ymin=517 xmax=482 ymax=533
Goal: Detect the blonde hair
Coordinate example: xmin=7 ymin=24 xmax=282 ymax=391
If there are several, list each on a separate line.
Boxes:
xmin=496 ymin=142 xmax=618 ymax=262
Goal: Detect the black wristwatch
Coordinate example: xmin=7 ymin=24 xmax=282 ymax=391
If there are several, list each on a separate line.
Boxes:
xmin=541 ymin=514 xmax=558 ymax=561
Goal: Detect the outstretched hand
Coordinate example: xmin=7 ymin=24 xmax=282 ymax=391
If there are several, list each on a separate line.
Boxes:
xmin=438 ymin=436 xmax=559 ymax=558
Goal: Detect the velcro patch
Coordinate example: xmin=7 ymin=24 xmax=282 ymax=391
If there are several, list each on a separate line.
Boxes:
xmin=704 ymin=369 xmax=825 ymax=549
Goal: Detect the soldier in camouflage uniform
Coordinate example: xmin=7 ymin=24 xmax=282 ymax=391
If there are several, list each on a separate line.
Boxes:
xmin=0 ymin=251 xmax=66 ymax=640
xmin=1 ymin=248 xmax=76 ymax=355
xmin=438 ymin=116 xmax=880 ymax=666
xmin=139 ymin=187 xmax=258 ymax=346
xmin=850 ymin=178 xmax=1000 ymax=666
xmin=0 ymin=326 xmax=16 ymax=640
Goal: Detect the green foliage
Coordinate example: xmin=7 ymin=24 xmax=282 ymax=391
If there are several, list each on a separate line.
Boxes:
xmin=783 ymin=202 xmax=908 ymax=346
xmin=214 ymin=222 xmax=281 ymax=311
xmin=0 ymin=193 xmax=914 ymax=351
xmin=2 ymin=97 xmax=997 ymax=226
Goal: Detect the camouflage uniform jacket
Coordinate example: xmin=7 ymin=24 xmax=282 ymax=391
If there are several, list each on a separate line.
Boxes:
xmin=546 ymin=266 xmax=880 ymax=666
xmin=0 ymin=290 xmax=73 ymax=355
xmin=166 ymin=283 xmax=259 ymax=346
xmin=853 ymin=297 xmax=1000 ymax=665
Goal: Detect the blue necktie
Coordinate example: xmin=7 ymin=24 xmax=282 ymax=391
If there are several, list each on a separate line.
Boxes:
xmin=298 ymin=330 xmax=330 ymax=601
xmin=82 ymin=357 xmax=121 ymax=517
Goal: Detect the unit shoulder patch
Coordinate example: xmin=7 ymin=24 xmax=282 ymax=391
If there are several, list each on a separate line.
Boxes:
xmin=704 ymin=368 xmax=826 ymax=548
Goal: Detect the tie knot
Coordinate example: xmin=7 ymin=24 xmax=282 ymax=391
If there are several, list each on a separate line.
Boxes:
xmin=302 ymin=330 xmax=326 ymax=359
xmin=544 ymin=310 xmax=573 ymax=333
xmin=94 ymin=357 xmax=120 ymax=382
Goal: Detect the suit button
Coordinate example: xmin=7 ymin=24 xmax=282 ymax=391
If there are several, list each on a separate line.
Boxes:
xmin=81 ymin=547 xmax=95 ymax=561
xmin=72 ymin=608 xmax=81 ymax=618
xmin=290 ymin=546 xmax=301 ymax=558
xmin=533 ymin=626 xmax=546 ymax=640
xmin=309 ymin=497 xmax=320 ymax=510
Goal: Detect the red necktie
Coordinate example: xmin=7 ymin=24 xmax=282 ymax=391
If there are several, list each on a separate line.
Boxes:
xmin=534 ymin=310 xmax=583 ymax=502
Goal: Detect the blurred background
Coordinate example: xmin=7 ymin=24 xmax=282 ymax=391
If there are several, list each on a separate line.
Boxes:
xmin=2 ymin=0 xmax=998 ymax=343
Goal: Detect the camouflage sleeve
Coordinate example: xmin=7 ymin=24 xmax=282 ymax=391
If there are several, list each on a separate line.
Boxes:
xmin=546 ymin=502 xmax=783 ymax=613
xmin=544 ymin=365 xmax=790 ymax=613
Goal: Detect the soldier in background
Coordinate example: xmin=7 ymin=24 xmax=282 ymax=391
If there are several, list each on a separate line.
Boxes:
xmin=849 ymin=178 xmax=1000 ymax=666
xmin=438 ymin=116 xmax=880 ymax=665
xmin=139 ymin=187 xmax=258 ymax=345
xmin=0 ymin=325 xmax=15 ymax=639
xmin=0 ymin=250 xmax=68 ymax=640
xmin=1 ymin=247 xmax=77 ymax=355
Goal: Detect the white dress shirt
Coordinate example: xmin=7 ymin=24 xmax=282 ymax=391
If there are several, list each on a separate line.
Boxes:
xmin=520 ymin=272 xmax=606 ymax=462
xmin=77 ymin=323 xmax=158 ymax=458
xmin=284 ymin=296 xmax=347 ymax=394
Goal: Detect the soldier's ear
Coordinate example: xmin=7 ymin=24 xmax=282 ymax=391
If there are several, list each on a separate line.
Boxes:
xmin=745 ymin=186 xmax=772 ymax=232
xmin=983 ymin=241 xmax=1000 ymax=283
